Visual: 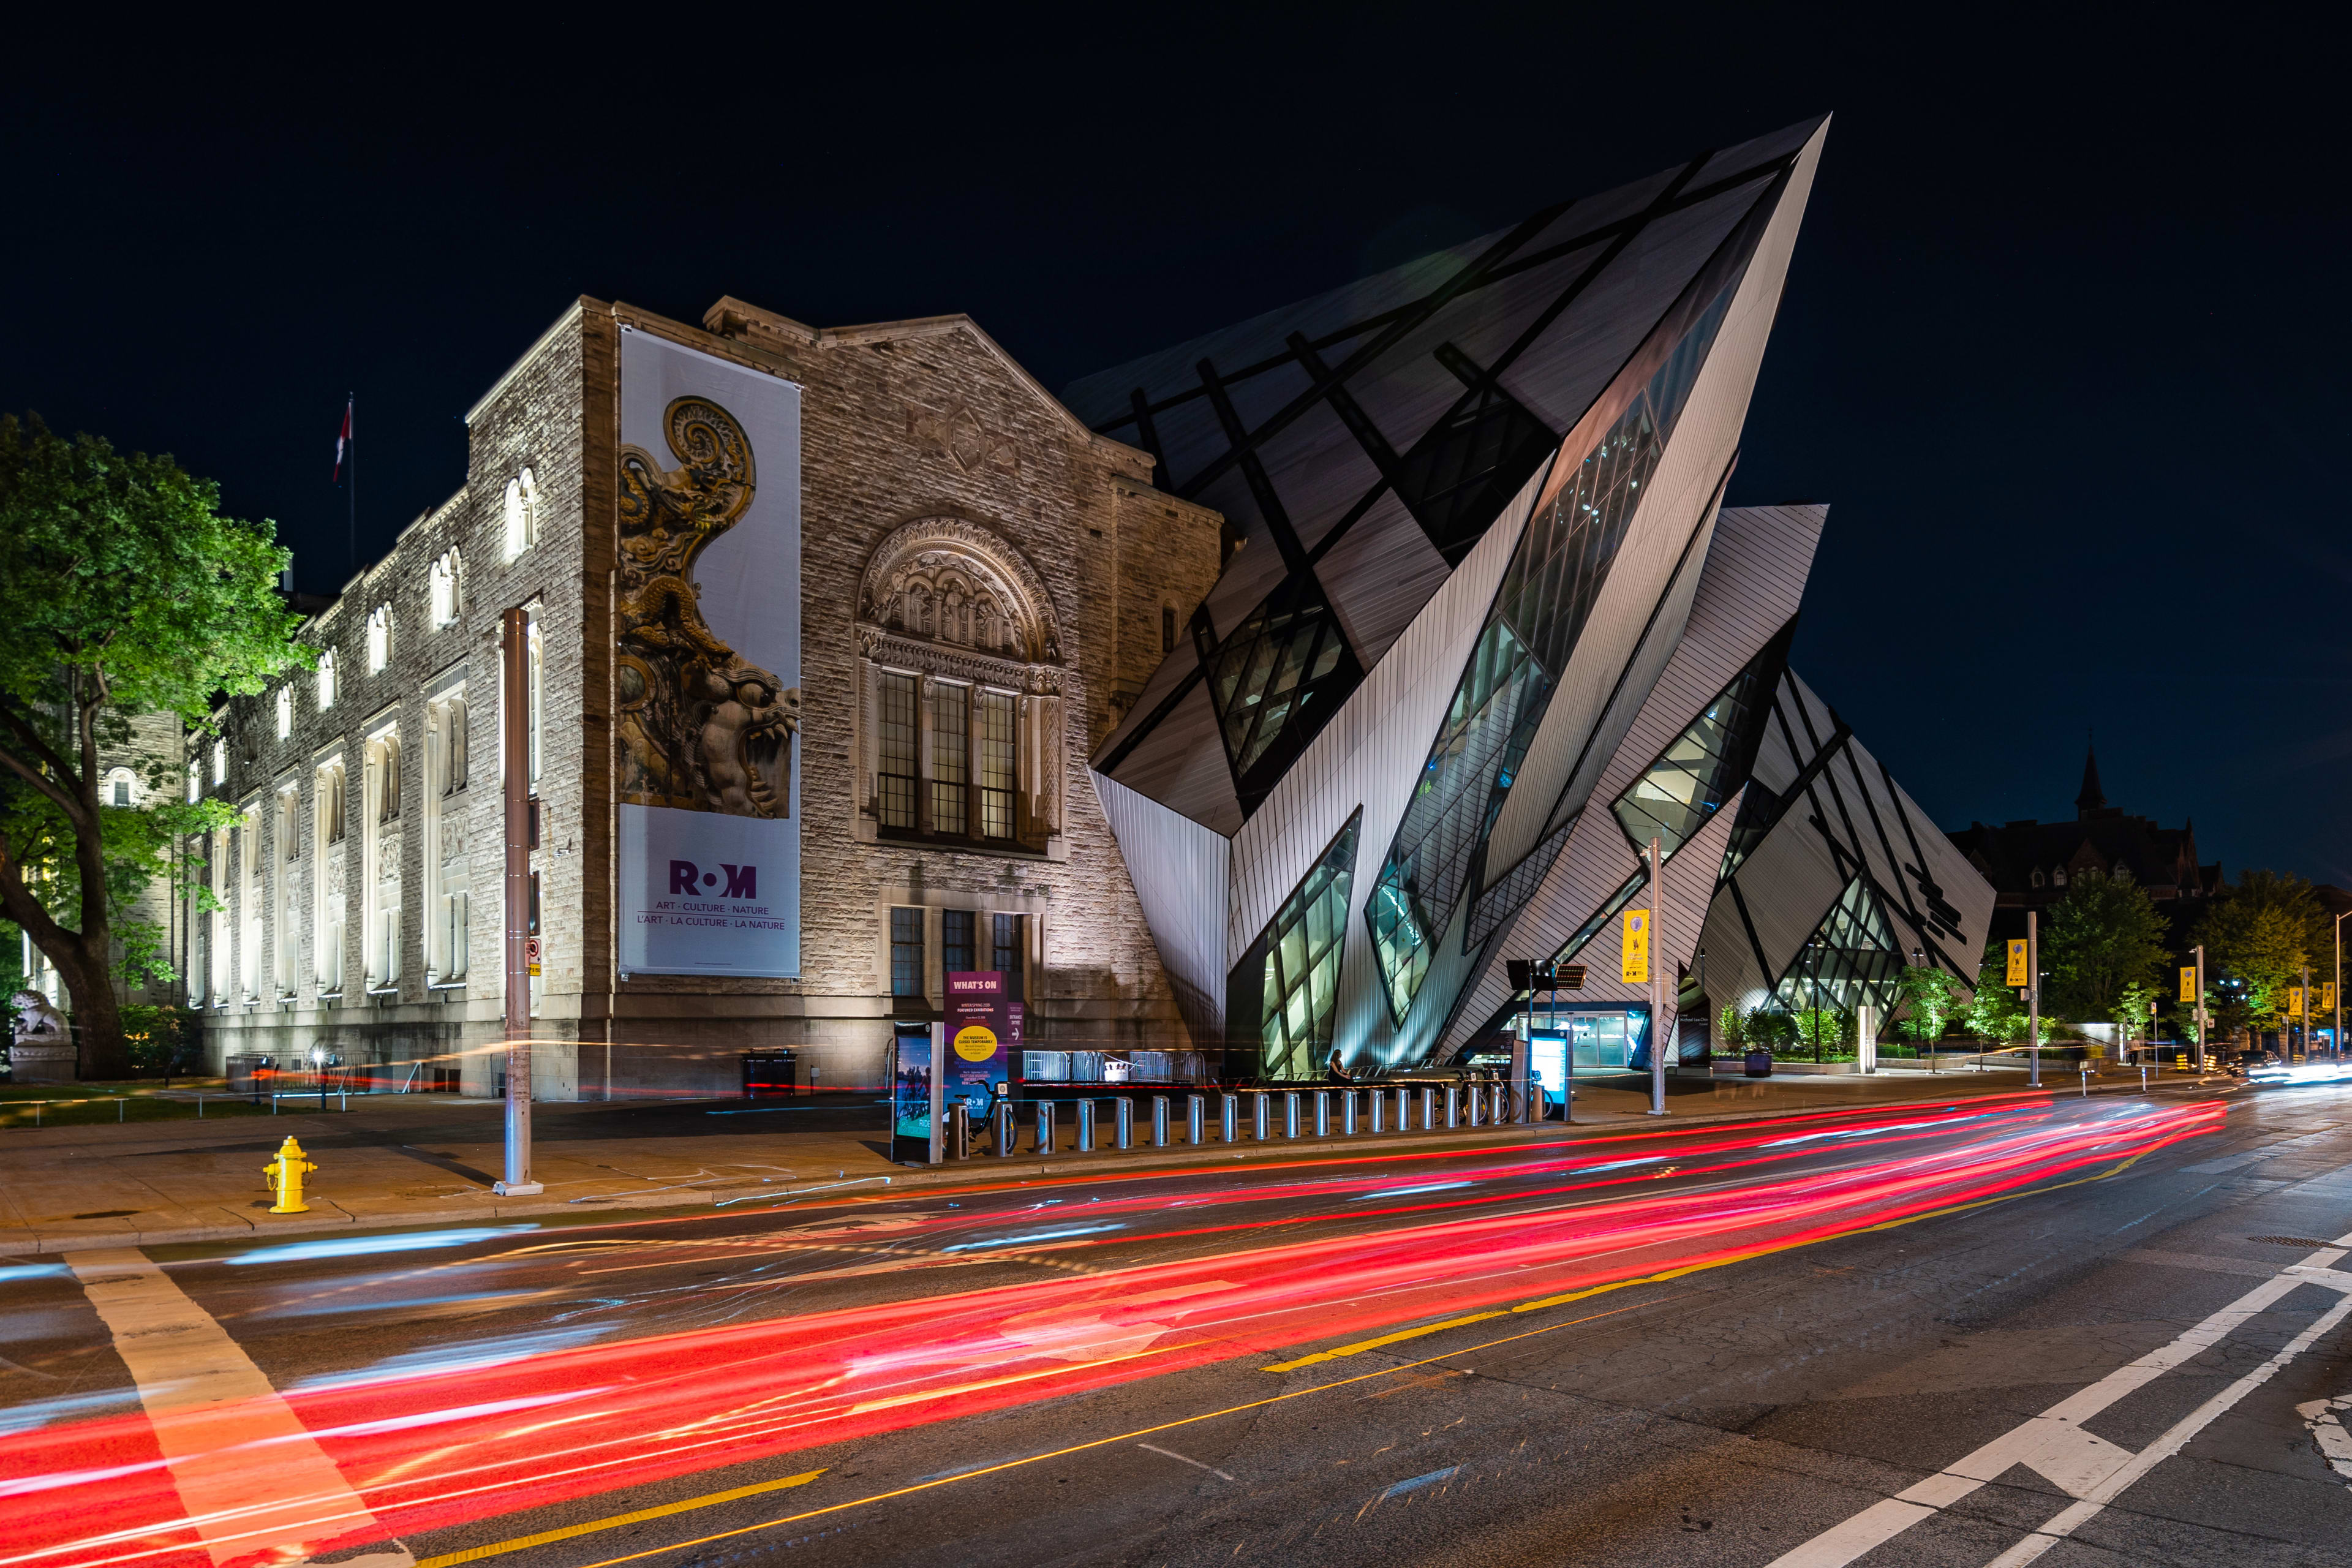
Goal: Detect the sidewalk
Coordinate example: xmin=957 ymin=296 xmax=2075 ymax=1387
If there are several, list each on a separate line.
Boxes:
xmin=0 ymin=1063 xmax=2203 ymax=1255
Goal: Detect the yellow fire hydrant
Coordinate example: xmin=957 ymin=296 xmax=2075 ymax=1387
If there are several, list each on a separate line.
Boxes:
xmin=263 ymin=1136 xmax=317 ymax=1214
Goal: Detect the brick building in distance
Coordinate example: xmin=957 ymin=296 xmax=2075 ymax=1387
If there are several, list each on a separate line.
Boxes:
xmin=1945 ymin=743 xmax=2222 ymax=941
xmin=184 ymin=295 xmax=1223 ymax=1098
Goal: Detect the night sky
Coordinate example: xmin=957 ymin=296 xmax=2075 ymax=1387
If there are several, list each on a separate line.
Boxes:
xmin=6 ymin=11 xmax=2341 ymax=884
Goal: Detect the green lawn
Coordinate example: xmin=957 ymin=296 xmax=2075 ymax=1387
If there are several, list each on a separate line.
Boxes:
xmin=0 ymin=1080 xmax=269 ymax=1128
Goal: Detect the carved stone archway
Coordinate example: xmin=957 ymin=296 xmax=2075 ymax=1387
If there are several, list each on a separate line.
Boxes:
xmin=858 ymin=517 xmax=1061 ymax=666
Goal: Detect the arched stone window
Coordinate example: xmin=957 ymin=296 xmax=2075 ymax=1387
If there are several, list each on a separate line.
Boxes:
xmin=854 ymin=518 xmax=1065 ymax=857
xmin=366 ymin=603 xmax=393 ymax=674
xmin=429 ymin=548 xmax=463 ymax=628
xmin=503 ymin=470 xmax=539 ymax=561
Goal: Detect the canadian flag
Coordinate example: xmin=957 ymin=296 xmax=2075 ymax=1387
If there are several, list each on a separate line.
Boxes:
xmin=332 ymin=399 xmax=352 ymax=481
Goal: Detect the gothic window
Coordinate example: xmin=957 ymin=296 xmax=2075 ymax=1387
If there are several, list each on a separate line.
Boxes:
xmin=2052 ymin=866 xmax=2068 ymax=886
xmin=992 ymin=913 xmax=1025 ymax=1001
xmin=429 ymin=549 xmax=462 ymax=628
xmin=320 ymin=758 xmax=347 ymax=845
xmin=979 ymin=692 xmax=1017 ymax=840
xmin=858 ymin=520 xmax=1062 ymax=857
xmin=932 ymin=683 xmax=970 ymax=834
xmin=211 ymin=738 xmax=227 ymax=785
xmin=890 ymin=907 xmax=925 ymax=998
xmin=2030 ymin=868 xmax=2046 ymax=888
xmin=377 ymin=733 xmax=402 ymax=822
xmin=943 ymin=909 xmax=975 ymax=975
xmin=108 ymin=770 xmax=132 ymax=807
xmin=366 ymin=604 xmax=393 ymax=674
xmin=435 ymin=696 xmax=469 ymax=794
xmin=878 ymin=673 xmax=919 ymax=830
xmin=503 ymin=469 xmax=539 ymax=560
xmin=275 ymin=687 xmax=293 ymax=740
xmin=316 ymin=649 xmax=337 ymax=711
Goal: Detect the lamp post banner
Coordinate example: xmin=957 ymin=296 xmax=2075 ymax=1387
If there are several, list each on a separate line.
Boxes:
xmin=614 ymin=328 xmax=804 ymax=977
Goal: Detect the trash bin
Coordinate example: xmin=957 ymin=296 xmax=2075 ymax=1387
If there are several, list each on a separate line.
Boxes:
xmin=741 ymin=1050 xmax=798 ymax=1098
xmin=1743 ymin=1049 xmax=1773 ymax=1079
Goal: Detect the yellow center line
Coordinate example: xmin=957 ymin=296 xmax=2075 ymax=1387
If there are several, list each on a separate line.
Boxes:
xmin=412 ymin=1470 xmax=826 ymax=1568
xmin=411 ymin=1144 xmax=2166 ymax=1568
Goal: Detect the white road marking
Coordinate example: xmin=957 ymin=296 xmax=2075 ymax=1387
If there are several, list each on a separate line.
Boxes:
xmin=67 ymin=1248 xmax=412 ymax=1568
xmin=1137 ymin=1442 xmax=1236 ymax=1481
xmin=2300 ymin=1394 xmax=2352 ymax=1485
xmin=1768 ymin=1228 xmax=2352 ymax=1568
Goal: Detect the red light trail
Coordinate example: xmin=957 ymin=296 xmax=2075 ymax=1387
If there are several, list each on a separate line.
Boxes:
xmin=0 ymin=1097 xmax=2220 ymax=1568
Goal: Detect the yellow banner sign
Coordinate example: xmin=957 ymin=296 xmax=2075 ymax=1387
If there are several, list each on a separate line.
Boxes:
xmin=2179 ymin=966 xmax=2198 ymax=1004
xmin=2006 ymin=940 xmax=2029 ymax=987
xmin=2288 ymin=987 xmax=2304 ymax=1019
xmin=1621 ymin=910 xmax=1649 ymax=985
xmin=2325 ymin=982 xmax=2339 ymax=1014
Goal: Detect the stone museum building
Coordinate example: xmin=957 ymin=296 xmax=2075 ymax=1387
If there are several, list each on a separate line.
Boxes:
xmin=186 ymin=297 xmax=1222 ymax=1097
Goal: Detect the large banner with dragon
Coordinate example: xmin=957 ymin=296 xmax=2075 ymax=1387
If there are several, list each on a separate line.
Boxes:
xmin=615 ymin=330 xmax=802 ymax=977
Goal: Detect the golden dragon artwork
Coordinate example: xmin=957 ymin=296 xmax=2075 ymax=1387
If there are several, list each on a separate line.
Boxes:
xmin=616 ymin=395 xmax=799 ymax=817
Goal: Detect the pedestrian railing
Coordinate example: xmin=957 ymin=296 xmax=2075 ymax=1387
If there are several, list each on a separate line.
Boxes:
xmin=935 ymin=1080 xmax=1539 ymax=1162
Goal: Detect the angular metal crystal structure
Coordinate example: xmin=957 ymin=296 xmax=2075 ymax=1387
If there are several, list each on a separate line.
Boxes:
xmin=1226 ymin=812 xmax=1362 ymax=1081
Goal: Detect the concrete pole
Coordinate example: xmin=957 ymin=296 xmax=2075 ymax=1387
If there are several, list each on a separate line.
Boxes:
xmin=2027 ymin=910 xmax=2040 ymax=1088
xmin=2335 ymin=915 xmax=2345 ymax=1060
xmin=496 ymin=606 xmax=540 ymax=1197
xmin=2193 ymin=943 xmax=2206 ymax=1072
xmin=1648 ymin=835 xmax=1667 ymax=1117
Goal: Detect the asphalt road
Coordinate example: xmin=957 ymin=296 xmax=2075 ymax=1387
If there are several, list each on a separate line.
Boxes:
xmin=4 ymin=1079 xmax=2349 ymax=1568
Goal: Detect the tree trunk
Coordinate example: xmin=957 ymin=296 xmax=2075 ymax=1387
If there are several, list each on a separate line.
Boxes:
xmin=62 ymin=933 xmax=130 ymax=1080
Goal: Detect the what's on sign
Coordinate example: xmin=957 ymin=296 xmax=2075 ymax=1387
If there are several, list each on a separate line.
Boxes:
xmin=1621 ymin=910 xmax=1649 ymax=985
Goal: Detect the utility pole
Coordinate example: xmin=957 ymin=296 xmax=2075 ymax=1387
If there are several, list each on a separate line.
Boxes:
xmin=2301 ymin=962 xmax=2313 ymax=1060
xmin=1648 ymin=834 xmax=1667 ymax=1117
xmin=2027 ymin=910 xmax=2040 ymax=1088
xmin=496 ymin=606 xmax=540 ymax=1196
xmin=2193 ymin=942 xmax=2207 ymax=1072
xmin=2335 ymin=914 xmax=2346 ymax=1061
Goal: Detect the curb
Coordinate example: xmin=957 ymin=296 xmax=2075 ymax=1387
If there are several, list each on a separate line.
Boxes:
xmin=6 ymin=1073 xmax=2225 ymax=1256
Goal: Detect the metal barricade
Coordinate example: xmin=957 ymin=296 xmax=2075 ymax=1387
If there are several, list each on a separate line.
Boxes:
xmin=1370 ymin=1087 xmax=1386 ymax=1133
xmin=1445 ymin=1084 xmax=1461 ymax=1129
xmin=1466 ymin=1081 xmax=1484 ymax=1128
xmin=1226 ymin=1093 xmax=1243 ymax=1143
xmin=1189 ymin=1094 xmax=1205 ymax=1145
xmin=1036 ymin=1099 xmax=1055 ymax=1156
xmin=1344 ymin=1089 xmax=1360 ymax=1135
xmin=995 ymin=1099 xmax=1016 ymax=1158
xmin=1253 ymin=1093 xmax=1270 ymax=1140
xmin=1313 ymin=1090 xmax=1330 ymax=1137
xmin=1078 ymin=1099 xmax=1096 ymax=1153
xmin=1115 ymin=1098 xmax=1133 ymax=1150
xmin=1153 ymin=1095 xmax=1169 ymax=1148
xmin=1283 ymin=1091 xmax=1301 ymax=1139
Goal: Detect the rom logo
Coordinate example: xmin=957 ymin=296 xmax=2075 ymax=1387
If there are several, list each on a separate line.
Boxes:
xmin=669 ymin=859 xmax=756 ymax=899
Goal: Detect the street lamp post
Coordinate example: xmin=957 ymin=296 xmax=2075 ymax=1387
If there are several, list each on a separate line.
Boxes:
xmin=1809 ymin=936 xmax=1824 ymax=1065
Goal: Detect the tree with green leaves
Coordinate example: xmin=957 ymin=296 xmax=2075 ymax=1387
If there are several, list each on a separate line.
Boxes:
xmin=1894 ymin=965 xmax=1963 ymax=1047
xmin=2042 ymin=867 xmax=2169 ymax=1023
xmin=0 ymin=415 xmax=307 ymax=1078
xmin=1965 ymin=939 xmax=2047 ymax=1045
xmin=2193 ymin=870 xmax=2331 ymax=1034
